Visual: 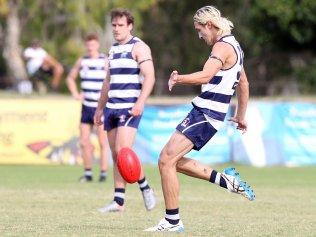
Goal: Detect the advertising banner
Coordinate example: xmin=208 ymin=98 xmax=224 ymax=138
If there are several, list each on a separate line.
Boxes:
xmin=1 ymin=98 xmax=315 ymax=166
xmin=0 ymin=98 xmax=81 ymax=164
xmin=0 ymin=99 xmax=231 ymax=165
xmin=231 ymin=102 xmax=316 ymax=166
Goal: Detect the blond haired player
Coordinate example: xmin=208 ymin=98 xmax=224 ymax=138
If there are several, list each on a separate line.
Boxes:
xmin=145 ymin=6 xmax=255 ymax=232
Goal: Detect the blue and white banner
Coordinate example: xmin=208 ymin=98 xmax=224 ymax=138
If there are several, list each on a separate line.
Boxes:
xmin=2 ymin=98 xmax=314 ymax=166
xmin=134 ymin=102 xmax=316 ymax=166
xmin=231 ymin=102 xmax=316 ymax=166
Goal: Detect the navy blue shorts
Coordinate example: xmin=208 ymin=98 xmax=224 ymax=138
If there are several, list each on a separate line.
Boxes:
xmin=81 ymin=105 xmax=96 ymax=124
xmin=176 ymin=107 xmax=219 ymax=151
xmin=103 ymin=108 xmax=142 ymax=131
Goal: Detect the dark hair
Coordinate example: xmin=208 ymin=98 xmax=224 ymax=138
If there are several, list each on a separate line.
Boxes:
xmin=31 ymin=39 xmax=41 ymax=47
xmin=85 ymin=33 xmax=99 ymax=42
xmin=110 ymin=9 xmax=134 ymax=25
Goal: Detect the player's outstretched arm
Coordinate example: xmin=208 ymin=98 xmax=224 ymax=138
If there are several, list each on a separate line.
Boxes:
xmin=130 ymin=42 xmax=155 ymax=116
xmin=228 ymin=67 xmax=249 ymax=133
xmin=66 ymin=58 xmax=82 ymax=101
xmin=170 ymin=42 xmax=228 ymax=88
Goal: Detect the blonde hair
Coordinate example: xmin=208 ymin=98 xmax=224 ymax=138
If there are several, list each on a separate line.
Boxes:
xmin=193 ymin=6 xmax=234 ymax=35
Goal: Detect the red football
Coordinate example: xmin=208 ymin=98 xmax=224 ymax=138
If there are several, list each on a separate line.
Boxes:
xmin=117 ymin=147 xmax=141 ymax=184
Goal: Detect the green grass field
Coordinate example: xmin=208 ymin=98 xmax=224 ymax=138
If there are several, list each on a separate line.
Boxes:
xmin=0 ymin=164 xmax=315 ymax=237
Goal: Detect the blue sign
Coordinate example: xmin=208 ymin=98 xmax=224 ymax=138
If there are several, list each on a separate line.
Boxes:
xmin=231 ymin=102 xmax=316 ymax=166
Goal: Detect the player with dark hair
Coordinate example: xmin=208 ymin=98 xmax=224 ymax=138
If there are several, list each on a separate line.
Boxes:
xmin=24 ymin=39 xmax=64 ymax=92
xmin=94 ymin=9 xmax=156 ymax=212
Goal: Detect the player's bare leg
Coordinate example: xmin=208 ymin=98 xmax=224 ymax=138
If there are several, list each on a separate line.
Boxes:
xmin=145 ymin=131 xmax=255 ymax=231
xmin=113 ymin=127 xmax=137 ymax=188
xmin=177 ymin=157 xmax=255 ymax=199
xmin=98 ymin=127 xmax=135 ymax=213
xmin=176 ymin=157 xmax=213 ymax=179
xmin=115 ymin=126 xmax=156 ymax=210
xmin=145 ymin=131 xmax=191 ymax=232
xmin=98 ymin=128 xmax=125 ymax=213
xmin=96 ymin=125 xmax=109 ymax=182
xmin=99 ymin=126 xmax=155 ymax=213
xmin=159 ymin=131 xmax=193 ymax=209
xmin=108 ymin=128 xmax=126 ymax=189
xmin=79 ymin=124 xmax=93 ymax=182
xmin=42 ymin=56 xmax=64 ymax=90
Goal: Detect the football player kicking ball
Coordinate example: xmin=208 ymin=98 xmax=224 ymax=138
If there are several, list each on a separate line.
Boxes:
xmin=145 ymin=6 xmax=255 ymax=232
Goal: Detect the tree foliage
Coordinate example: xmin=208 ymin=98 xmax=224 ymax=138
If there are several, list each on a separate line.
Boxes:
xmin=0 ymin=0 xmax=157 ymax=88
xmin=141 ymin=0 xmax=316 ymax=95
xmin=251 ymin=0 xmax=316 ymax=44
xmin=0 ymin=0 xmax=315 ymax=94
xmin=17 ymin=0 xmax=156 ymax=65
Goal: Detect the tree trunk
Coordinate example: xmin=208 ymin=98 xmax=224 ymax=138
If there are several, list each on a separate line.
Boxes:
xmin=103 ymin=15 xmax=113 ymax=52
xmin=2 ymin=0 xmax=28 ymax=87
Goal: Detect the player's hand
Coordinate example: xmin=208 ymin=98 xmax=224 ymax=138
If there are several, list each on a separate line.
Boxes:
xmin=73 ymin=92 xmax=84 ymax=101
xmin=94 ymin=108 xmax=104 ymax=126
xmin=228 ymin=117 xmax=248 ymax=134
xmin=168 ymin=70 xmax=178 ymax=91
xmin=129 ymin=101 xmax=144 ymax=116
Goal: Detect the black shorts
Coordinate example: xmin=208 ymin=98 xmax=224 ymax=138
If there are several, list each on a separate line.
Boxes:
xmin=103 ymin=107 xmax=142 ymax=131
xmin=81 ymin=105 xmax=96 ymax=125
xmin=176 ymin=107 xmax=220 ymax=151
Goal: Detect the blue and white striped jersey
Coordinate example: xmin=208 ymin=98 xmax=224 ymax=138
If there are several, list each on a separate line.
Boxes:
xmin=192 ymin=35 xmax=244 ymax=122
xmin=80 ymin=54 xmax=107 ymax=108
xmin=106 ymin=37 xmax=143 ymax=109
